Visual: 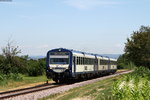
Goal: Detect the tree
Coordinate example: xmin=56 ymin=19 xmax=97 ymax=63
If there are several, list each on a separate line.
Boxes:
xmin=117 ymin=54 xmax=128 ymax=69
xmin=1 ymin=40 xmax=22 ymax=74
xmin=125 ymin=26 xmax=150 ymax=68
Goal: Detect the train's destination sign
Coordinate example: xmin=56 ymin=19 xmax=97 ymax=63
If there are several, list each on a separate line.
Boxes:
xmin=50 ymin=52 xmax=69 ymax=55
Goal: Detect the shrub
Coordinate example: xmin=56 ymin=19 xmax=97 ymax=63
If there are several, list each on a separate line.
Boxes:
xmin=0 ymin=74 xmax=7 ymax=85
xmin=131 ymin=67 xmax=150 ymax=79
xmin=112 ymin=67 xmax=150 ymax=100
xmin=0 ymin=73 xmax=22 ymax=85
xmin=7 ymin=73 xmax=23 ymax=81
xmin=27 ymin=59 xmax=45 ymax=76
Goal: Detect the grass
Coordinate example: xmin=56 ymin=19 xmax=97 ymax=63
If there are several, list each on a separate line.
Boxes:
xmin=39 ymin=76 xmax=121 ymax=100
xmin=0 ymin=75 xmax=50 ymax=92
xmin=39 ymin=68 xmax=150 ymax=100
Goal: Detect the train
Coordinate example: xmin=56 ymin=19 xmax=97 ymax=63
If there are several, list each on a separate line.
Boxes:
xmin=46 ymin=48 xmax=117 ymax=83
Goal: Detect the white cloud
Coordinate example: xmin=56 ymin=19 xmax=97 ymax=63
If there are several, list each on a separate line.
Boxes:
xmin=64 ymin=0 xmax=120 ymax=10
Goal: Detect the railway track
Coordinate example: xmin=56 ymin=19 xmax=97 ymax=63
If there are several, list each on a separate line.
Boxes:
xmin=0 ymin=70 xmax=132 ymax=100
xmin=0 ymin=83 xmax=65 ymax=100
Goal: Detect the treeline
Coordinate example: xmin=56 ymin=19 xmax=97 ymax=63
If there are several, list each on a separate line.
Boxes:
xmin=117 ymin=26 xmax=150 ymax=69
xmin=0 ymin=41 xmax=46 ymax=84
xmin=0 ymin=55 xmax=45 ymax=76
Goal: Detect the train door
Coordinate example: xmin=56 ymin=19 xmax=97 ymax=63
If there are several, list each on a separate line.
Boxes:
xmin=94 ymin=56 xmax=98 ymax=71
xmin=108 ymin=58 xmax=111 ymax=70
xmin=72 ymin=56 xmax=76 ymax=77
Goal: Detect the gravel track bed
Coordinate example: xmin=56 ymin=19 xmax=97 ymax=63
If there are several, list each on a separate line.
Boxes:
xmin=5 ymin=71 xmax=132 ymax=100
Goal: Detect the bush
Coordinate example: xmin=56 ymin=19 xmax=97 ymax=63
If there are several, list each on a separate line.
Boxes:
xmin=27 ymin=59 xmax=45 ymax=76
xmin=7 ymin=73 xmax=23 ymax=81
xmin=0 ymin=73 xmax=22 ymax=85
xmin=112 ymin=67 xmax=150 ymax=100
xmin=0 ymin=74 xmax=7 ymax=85
xmin=131 ymin=67 xmax=150 ymax=79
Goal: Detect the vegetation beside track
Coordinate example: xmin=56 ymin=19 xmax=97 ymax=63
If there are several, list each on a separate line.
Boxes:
xmin=0 ymin=75 xmax=49 ymax=92
xmin=40 ymin=75 xmax=120 ymax=100
xmin=40 ymin=67 xmax=150 ymax=100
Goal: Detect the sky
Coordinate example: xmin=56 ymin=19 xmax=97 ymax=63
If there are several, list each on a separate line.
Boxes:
xmin=0 ymin=0 xmax=150 ymax=56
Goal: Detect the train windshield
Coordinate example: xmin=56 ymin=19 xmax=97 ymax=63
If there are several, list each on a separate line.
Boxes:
xmin=49 ymin=52 xmax=69 ymax=64
xmin=50 ymin=58 xmax=69 ymax=64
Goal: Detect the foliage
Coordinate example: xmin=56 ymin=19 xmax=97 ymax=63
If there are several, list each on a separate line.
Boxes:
xmin=0 ymin=73 xmax=22 ymax=85
xmin=1 ymin=40 xmax=23 ymax=74
xmin=117 ymin=54 xmax=128 ymax=69
xmin=112 ymin=67 xmax=150 ymax=100
xmin=27 ymin=59 xmax=45 ymax=76
xmin=125 ymin=26 xmax=150 ymax=69
xmin=131 ymin=66 xmax=150 ymax=80
xmin=117 ymin=54 xmax=136 ymax=69
xmin=0 ymin=40 xmax=46 ymax=77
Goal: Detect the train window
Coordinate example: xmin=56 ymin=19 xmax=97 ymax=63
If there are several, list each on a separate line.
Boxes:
xmin=89 ymin=59 xmax=91 ymax=65
xmin=83 ymin=57 xmax=84 ymax=64
xmin=77 ymin=57 xmax=78 ymax=65
xmin=73 ymin=56 xmax=75 ymax=64
xmin=92 ymin=59 xmax=93 ymax=65
xmin=80 ymin=57 xmax=82 ymax=65
xmin=103 ymin=66 xmax=104 ymax=69
xmin=78 ymin=57 xmax=80 ymax=65
xmin=87 ymin=58 xmax=89 ymax=65
xmin=89 ymin=58 xmax=91 ymax=65
xmin=90 ymin=59 xmax=92 ymax=65
xmin=79 ymin=57 xmax=81 ymax=65
xmin=83 ymin=57 xmax=84 ymax=65
xmin=81 ymin=57 xmax=82 ymax=65
xmin=84 ymin=58 xmax=87 ymax=65
xmin=87 ymin=58 xmax=88 ymax=65
xmin=82 ymin=57 xmax=83 ymax=65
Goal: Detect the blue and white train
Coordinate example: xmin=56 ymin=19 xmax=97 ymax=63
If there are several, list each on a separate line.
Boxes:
xmin=46 ymin=48 xmax=117 ymax=83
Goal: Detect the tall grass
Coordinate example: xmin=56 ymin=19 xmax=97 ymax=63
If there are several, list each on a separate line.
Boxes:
xmin=0 ymin=73 xmax=22 ymax=86
xmin=112 ymin=67 xmax=150 ymax=100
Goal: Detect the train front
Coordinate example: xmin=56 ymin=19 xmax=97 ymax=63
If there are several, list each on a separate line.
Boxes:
xmin=46 ymin=48 xmax=72 ymax=83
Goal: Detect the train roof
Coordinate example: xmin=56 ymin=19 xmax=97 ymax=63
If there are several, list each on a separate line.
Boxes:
xmin=48 ymin=48 xmax=117 ymax=60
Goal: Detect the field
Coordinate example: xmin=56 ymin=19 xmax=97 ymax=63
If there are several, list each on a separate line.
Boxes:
xmin=0 ymin=75 xmax=49 ymax=92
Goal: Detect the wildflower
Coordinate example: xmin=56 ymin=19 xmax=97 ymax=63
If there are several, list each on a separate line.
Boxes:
xmin=119 ymin=81 xmax=126 ymax=90
xmin=128 ymin=80 xmax=135 ymax=90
